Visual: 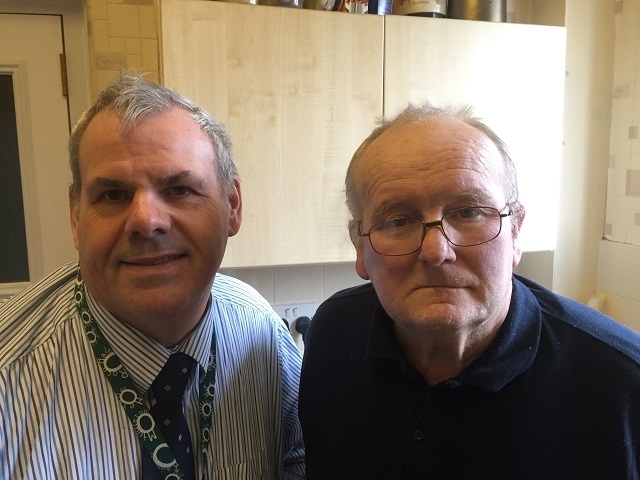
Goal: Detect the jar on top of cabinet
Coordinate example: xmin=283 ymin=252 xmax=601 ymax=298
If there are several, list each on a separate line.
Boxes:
xmin=392 ymin=0 xmax=446 ymax=17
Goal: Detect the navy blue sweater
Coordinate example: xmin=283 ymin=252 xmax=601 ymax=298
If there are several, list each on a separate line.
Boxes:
xmin=299 ymin=275 xmax=640 ymax=479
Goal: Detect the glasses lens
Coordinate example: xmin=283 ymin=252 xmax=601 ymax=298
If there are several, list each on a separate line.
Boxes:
xmin=442 ymin=207 xmax=502 ymax=247
xmin=369 ymin=218 xmax=424 ymax=255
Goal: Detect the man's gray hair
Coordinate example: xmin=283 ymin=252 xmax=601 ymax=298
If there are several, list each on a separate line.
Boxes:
xmin=69 ymin=72 xmax=238 ymax=209
xmin=345 ymin=100 xmax=522 ymax=226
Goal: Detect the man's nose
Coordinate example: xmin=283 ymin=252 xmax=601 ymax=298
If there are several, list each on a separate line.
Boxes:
xmin=417 ymin=222 xmax=455 ymax=265
xmin=124 ymin=192 xmax=171 ymax=237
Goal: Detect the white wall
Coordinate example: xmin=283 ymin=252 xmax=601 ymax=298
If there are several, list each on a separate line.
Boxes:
xmin=597 ymin=241 xmax=640 ymax=331
xmin=595 ymin=0 xmax=640 ymax=331
xmin=219 ymin=263 xmax=368 ymax=312
xmin=0 ymin=0 xmax=91 ymax=125
xmin=553 ymin=0 xmax=614 ymax=304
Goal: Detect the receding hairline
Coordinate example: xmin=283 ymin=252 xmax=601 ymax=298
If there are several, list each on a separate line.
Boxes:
xmin=345 ymin=101 xmax=521 ymax=223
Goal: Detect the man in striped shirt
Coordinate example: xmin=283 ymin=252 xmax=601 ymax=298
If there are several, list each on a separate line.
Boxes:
xmin=0 ymin=73 xmax=306 ymax=479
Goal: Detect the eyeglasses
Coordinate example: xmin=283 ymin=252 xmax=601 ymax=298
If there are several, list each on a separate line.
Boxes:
xmin=358 ymin=206 xmax=513 ymax=256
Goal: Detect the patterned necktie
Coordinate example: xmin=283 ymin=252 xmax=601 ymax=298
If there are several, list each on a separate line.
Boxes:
xmin=142 ymin=352 xmax=196 ymax=480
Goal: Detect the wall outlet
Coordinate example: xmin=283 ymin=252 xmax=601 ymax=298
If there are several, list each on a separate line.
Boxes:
xmin=272 ymin=302 xmax=316 ymax=352
xmin=272 ymin=302 xmax=316 ymax=322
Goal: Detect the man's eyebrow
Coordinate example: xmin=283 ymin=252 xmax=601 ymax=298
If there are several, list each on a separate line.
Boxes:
xmin=370 ymin=191 xmax=491 ymax=217
xmin=453 ymin=191 xmax=489 ymax=203
xmin=91 ymin=177 xmax=129 ymax=189
xmin=92 ymin=171 xmax=202 ymax=188
xmin=160 ymin=171 xmax=202 ymax=186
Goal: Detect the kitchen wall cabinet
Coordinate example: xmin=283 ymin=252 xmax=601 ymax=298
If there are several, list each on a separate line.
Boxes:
xmin=384 ymin=16 xmax=566 ymax=253
xmin=161 ymin=0 xmax=383 ymax=267
xmin=161 ymin=1 xmax=565 ymax=267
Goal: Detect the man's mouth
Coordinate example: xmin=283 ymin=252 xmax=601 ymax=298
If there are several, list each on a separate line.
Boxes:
xmin=125 ymin=254 xmax=184 ymax=266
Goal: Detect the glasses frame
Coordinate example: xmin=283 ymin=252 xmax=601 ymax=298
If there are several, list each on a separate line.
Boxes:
xmin=357 ymin=206 xmax=513 ymax=256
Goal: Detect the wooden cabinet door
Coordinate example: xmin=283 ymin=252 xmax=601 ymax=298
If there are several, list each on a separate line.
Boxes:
xmin=161 ymin=0 xmax=383 ymax=267
xmin=384 ymin=17 xmax=566 ymax=252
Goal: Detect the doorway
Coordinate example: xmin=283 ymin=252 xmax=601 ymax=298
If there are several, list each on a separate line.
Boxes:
xmin=0 ymin=13 xmax=77 ymax=296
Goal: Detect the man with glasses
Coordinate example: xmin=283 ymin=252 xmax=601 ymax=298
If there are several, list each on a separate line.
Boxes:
xmin=299 ymin=101 xmax=640 ymax=479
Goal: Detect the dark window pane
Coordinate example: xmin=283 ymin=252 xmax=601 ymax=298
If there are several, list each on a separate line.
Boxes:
xmin=0 ymin=73 xmax=30 ymax=282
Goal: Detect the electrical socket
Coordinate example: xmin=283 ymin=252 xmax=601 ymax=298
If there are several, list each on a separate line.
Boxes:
xmin=272 ymin=302 xmax=316 ymax=352
xmin=272 ymin=302 xmax=316 ymax=322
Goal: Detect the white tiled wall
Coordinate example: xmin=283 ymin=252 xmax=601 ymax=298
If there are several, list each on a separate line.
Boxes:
xmin=597 ymin=240 xmax=640 ymax=331
xmin=219 ymin=262 xmax=368 ymax=308
xmin=605 ymin=0 xmax=640 ymax=243
xmin=85 ymin=0 xmax=159 ymax=98
xmin=597 ymin=0 xmax=640 ymax=330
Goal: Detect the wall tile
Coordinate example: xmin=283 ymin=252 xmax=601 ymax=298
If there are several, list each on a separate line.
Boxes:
xmin=626 ymin=169 xmax=640 ymax=196
xmin=608 ymin=168 xmax=628 ymax=195
xmin=610 ymin=111 xmax=633 ymax=142
xmin=614 ymin=43 xmax=635 ymax=70
xmin=322 ymin=262 xmax=367 ymax=298
xmin=605 ymin=223 xmax=628 ymax=243
xmin=139 ymin=5 xmax=157 ymax=39
xmin=87 ymin=0 xmax=108 ymax=19
xmin=90 ymin=19 xmax=110 ymax=53
xmin=598 ymin=240 xmax=640 ymax=300
xmin=273 ymin=265 xmax=323 ymax=304
xmin=599 ymin=290 xmax=640 ymax=331
xmin=126 ymin=38 xmax=142 ymax=54
xmin=610 ymin=138 xmax=632 ymax=157
xmin=607 ymin=206 xmax=629 ymax=225
xmin=94 ymin=69 xmax=119 ymax=94
xmin=627 ymin=225 xmax=640 ymax=244
xmin=140 ymin=38 xmax=159 ymax=71
xmin=107 ymin=4 xmax=140 ymax=37
xmin=613 ymin=66 xmax=635 ymax=86
xmin=87 ymin=0 xmax=159 ymax=97
xmin=126 ymin=53 xmax=143 ymax=70
xmin=218 ymin=267 xmax=275 ymax=303
xmin=609 ymin=153 xmax=632 ymax=169
xmin=607 ymin=194 xmax=630 ymax=211
xmin=109 ymin=37 xmax=126 ymax=54
xmin=629 ymin=196 xmax=640 ymax=210
xmin=613 ymin=83 xmax=632 ymax=100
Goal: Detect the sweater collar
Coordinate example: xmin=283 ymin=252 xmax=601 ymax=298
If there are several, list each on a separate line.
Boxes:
xmin=364 ymin=276 xmax=541 ymax=391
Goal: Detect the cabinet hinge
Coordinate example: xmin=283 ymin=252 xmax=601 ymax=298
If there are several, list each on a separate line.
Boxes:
xmin=59 ymin=53 xmax=68 ymax=97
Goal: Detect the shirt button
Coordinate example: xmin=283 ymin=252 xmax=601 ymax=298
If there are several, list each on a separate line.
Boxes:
xmin=420 ymin=390 xmax=431 ymax=402
xmin=412 ymin=429 xmax=424 ymax=442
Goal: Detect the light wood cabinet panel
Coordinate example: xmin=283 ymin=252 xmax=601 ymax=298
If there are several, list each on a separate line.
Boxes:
xmin=161 ymin=0 xmax=383 ymax=267
xmin=162 ymin=3 xmax=566 ymax=266
xmin=384 ymin=16 xmax=566 ymax=252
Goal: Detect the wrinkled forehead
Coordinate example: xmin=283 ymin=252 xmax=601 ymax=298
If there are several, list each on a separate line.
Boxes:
xmin=354 ymin=117 xmax=506 ymax=189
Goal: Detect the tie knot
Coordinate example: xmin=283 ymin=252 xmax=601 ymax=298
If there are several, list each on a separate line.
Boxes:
xmin=151 ymin=352 xmax=194 ymax=399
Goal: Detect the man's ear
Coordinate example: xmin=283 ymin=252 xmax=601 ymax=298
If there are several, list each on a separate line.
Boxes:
xmin=227 ymin=177 xmax=242 ymax=237
xmin=511 ymin=203 xmax=525 ymax=268
xmin=69 ymin=186 xmax=80 ymax=251
xmin=349 ymin=219 xmax=370 ymax=281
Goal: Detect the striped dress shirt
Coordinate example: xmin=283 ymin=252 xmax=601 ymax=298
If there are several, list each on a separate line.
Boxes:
xmin=0 ymin=262 xmax=306 ymax=479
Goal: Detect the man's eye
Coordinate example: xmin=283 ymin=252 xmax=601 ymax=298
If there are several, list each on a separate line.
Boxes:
xmin=456 ymin=208 xmax=478 ymax=219
xmin=168 ymin=186 xmax=191 ymax=196
xmin=379 ymin=217 xmax=411 ymax=230
xmin=101 ymin=190 xmax=126 ymax=202
xmin=389 ymin=218 xmax=409 ymax=227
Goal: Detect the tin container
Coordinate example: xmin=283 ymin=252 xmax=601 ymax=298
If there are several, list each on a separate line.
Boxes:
xmin=447 ymin=0 xmax=506 ymax=22
xmin=260 ymin=0 xmax=303 ymax=7
xmin=392 ymin=0 xmax=446 ymax=17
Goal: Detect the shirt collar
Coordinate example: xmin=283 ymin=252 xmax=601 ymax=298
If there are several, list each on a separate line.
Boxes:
xmin=85 ymin=289 xmax=214 ymax=393
xmin=364 ymin=276 xmax=541 ymax=391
